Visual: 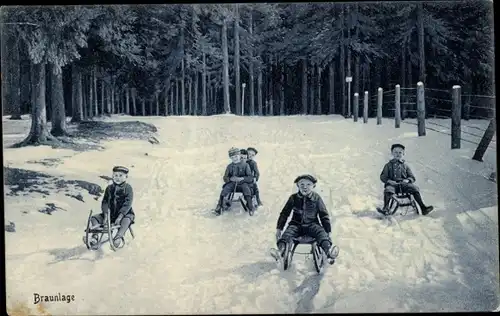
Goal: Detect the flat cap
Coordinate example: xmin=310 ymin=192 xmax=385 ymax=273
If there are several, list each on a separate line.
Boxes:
xmin=247 ymin=147 xmax=258 ymax=154
xmin=112 ymin=166 xmax=129 ymax=174
xmin=294 ymin=174 xmax=317 ymax=184
xmin=391 ymin=143 xmax=405 ymax=151
xmin=228 ymin=147 xmax=240 ymax=157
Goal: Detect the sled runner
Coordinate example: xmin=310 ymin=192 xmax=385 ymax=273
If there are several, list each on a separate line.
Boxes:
xmin=213 ymin=186 xmax=259 ymax=216
xmin=231 ymin=192 xmax=258 ymax=215
xmin=270 ymin=236 xmax=339 ymax=274
xmin=83 ymin=210 xmax=135 ymax=251
xmin=376 ymin=186 xmax=420 ymax=217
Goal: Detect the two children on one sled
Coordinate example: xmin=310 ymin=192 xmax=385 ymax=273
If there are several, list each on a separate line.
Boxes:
xmin=214 ymin=147 xmax=262 ymax=215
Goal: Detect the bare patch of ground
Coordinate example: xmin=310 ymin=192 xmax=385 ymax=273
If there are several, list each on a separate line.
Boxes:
xmin=4 ymin=167 xmax=104 ymax=204
xmin=7 ymin=120 xmax=159 ymax=151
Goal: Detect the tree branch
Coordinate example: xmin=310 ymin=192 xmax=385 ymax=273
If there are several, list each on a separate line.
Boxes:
xmin=2 ymin=22 xmax=39 ymax=27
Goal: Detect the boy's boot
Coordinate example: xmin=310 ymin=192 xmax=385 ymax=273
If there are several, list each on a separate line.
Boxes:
xmin=245 ymin=195 xmax=255 ymax=215
xmin=214 ymin=195 xmax=224 ymax=215
xmin=320 ymin=240 xmax=339 ymax=264
xmin=113 ymin=218 xmax=132 ymax=248
xmin=255 ymin=191 xmax=263 ymax=206
xmin=377 ymin=193 xmax=394 ymax=215
xmin=383 ymin=192 xmax=393 ymax=211
xmin=412 ymin=192 xmax=434 ymax=215
xmin=271 ymin=241 xmax=287 ymax=261
xmin=83 ymin=233 xmax=100 ymax=250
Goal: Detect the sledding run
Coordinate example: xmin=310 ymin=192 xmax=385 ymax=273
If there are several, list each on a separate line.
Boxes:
xmin=84 ymin=142 xmax=443 ymax=283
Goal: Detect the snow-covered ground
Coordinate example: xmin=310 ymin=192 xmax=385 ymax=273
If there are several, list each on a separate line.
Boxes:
xmin=4 ymin=114 xmax=499 ymax=314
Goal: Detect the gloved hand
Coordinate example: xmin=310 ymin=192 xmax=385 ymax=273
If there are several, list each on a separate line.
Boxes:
xmin=402 ymin=179 xmax=410 ymax=184
xmin=387 ymin=180 xmax=398 ymax=186
xmin=230 ymin=176 xmax=238 ymax=182
xmin=275 ymin=229 xmax=282 ymax=242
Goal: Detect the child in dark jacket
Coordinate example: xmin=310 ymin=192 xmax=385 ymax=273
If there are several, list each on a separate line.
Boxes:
xmin=246 ymin=147 xmax=262 ymax=206
xmin=214 ymin=147 xmax=255 ymax=215
xmin=87 ymin=166 xmax=135 ymax=248
xmin=271 ymin=174 xmax=338 ymax=264
xmin=378 ymin=144 xmax=434 ymax=215
xmin=240 ymin=149 xmax=249 ymax=163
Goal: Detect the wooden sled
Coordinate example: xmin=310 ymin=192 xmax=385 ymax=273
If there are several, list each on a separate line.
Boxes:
xmin=83 ymin=210 xmax=135 ymax=251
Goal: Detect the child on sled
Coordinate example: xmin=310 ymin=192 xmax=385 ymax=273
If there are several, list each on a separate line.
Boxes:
xmin=214 ymin=147 xmax=255 ymax=215
xmin=245 ymin=147 xmax=263 ymax=206
xmin=86 ymin=166 xmax=135 ymax=248
xmin=272 ymin=174 xmax=338 ymax=264
xmin=377 ymin=143 xmax=434 ymax=216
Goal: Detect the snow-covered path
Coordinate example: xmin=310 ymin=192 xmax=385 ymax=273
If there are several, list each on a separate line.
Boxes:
xmin=4 ymin=115 xmax=499 ymax=314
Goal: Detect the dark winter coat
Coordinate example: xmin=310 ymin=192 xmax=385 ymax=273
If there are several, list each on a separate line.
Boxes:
xmin=223 ymin=161 xmax=254 ymax=184
xmin=101 ymin=182 xmax=134 ymax=221
xmin=276 ymin=191 xmax=331 ymax=233
xmin=247 ymin=159 xmax=260 ymax=182
xmin=380 ymin=158 xmax=416 ymax=186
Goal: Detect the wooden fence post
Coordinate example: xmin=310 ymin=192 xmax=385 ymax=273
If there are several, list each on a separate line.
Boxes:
xmin=416 ymin=82 xmax=426 ymax=136
xmin=242 ymin=82 xmax=246 ymax=116
xmin=472 ymin=119 xmax=496 ymax=161
xmin=451 ymin=85 xmax=462 ymax=149
xmin=353 ymin=93 xmax=359 ymax=122
xmin=395 ymin=84 xmax=401 ymax=128
xmin=363 ymin=91 xmax=368 ymax=123
xmin=377 ymin=87 xmax=383 ymax=125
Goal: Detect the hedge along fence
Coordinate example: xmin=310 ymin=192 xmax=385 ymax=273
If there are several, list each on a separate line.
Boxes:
xmin=350 ymin=82 xmax=496 ymax=162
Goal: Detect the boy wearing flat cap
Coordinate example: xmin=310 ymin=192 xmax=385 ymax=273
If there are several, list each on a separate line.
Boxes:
xmin=87 ymin=166 xmax=135 ymax=248
xmin=378 ymin=144 xmax=434 ymax=215
xmin=240 ymin=149 xmax=248 ymax=163
xmin=246 ymin=147 xmax=262 ymax=206
xmin=272 ymin=174 xmax=338 ymax=264
xmin=214 ymin=147 xmax=255 ymax=215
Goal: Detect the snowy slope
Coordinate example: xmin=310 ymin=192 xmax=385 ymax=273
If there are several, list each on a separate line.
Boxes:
xmin=4 ymin=115 xmax=499 ymax=314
